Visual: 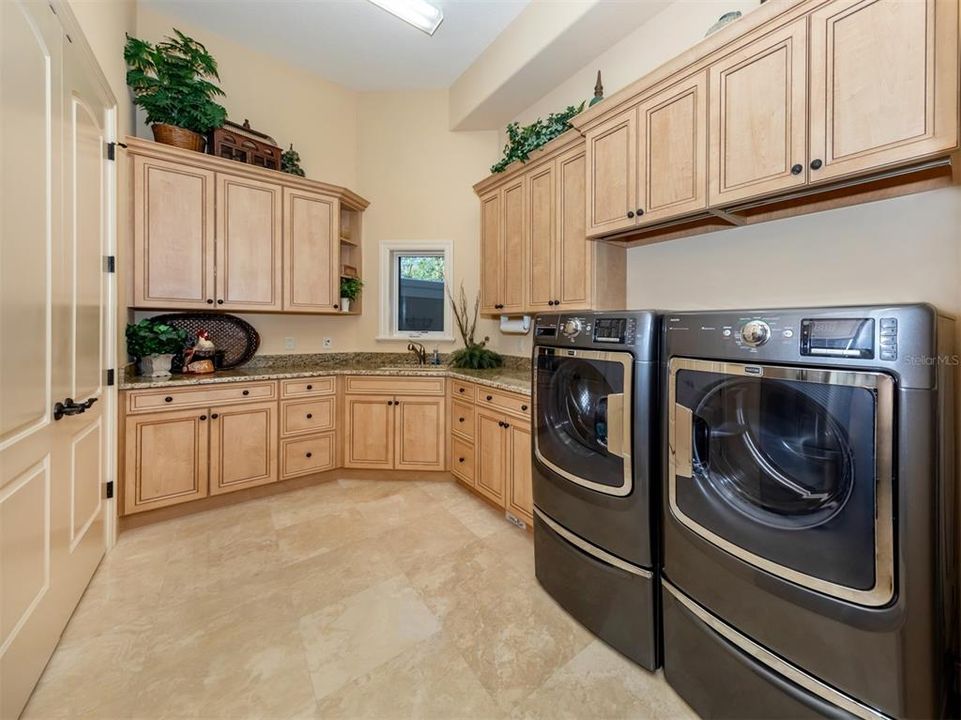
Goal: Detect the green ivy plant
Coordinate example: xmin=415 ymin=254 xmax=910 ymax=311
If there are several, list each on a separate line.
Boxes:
xmin=446 ymin=283 xmax=503 ymax=370
xmin=490 ymin=101 xmax=586 ymax=174
xmin=124 ymin=29 xmax=227 ymax=134
xmin=340 ymin=277 xmax=364 ymax=301
xmin=125 ymin=319 xmax=187 ymax=359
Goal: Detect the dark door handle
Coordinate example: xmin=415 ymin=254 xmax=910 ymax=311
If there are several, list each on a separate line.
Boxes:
xmin=217 ymin=299 xmax=224 ymax=305
xmin=810 ymin=159 xmax=823 ymax=170
xmin=626 ymin=210 xmax=635 ymax=218
xmin=486 ymin=395 xmax=493 ymax=401
xmin=206 ymin=299 xmax=214 ymax=304
xmin=458 ymin=417 xmax=465 ymax=422
xmin=504 ymin=422 xmax=511 ymax=429
xmin=199 ymin=415 xmax=207 ymax=421
xmin=306 ymin=413 xmax=313 ymax=419
xmin=306 ymin=384 xmax=313 ymax=390
xmin=53 ymin=397 xmax=97 ymax=421
xmin=636 ymin=209 xmax=644 ymax=216
xmin=458 ymin=457 xmax=465 ymax=462
xmin=211 ymin=413 xmax=219 ymax=419
xmin=791 ymin=163 xmax=803 ymax=175
xmin=306 ymin=452 xmax=312 ymax=458
xmin=521 ymin=405 xmax=528 ymax=411
xmin=458 ymin=388 xmax=465 ymax=393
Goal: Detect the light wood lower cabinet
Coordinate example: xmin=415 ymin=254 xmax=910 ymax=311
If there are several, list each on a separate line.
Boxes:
xmin=208 ymin=401 xmax=278 ymax=495
xmin=394 ymin=396 xmax=446 ymax=471
xmin=475 ymin=408 xmax=509 ymax=505
xmin=123 ymin=408 xmax=209 ymax=515
xmin=343 ymin=391 xmax=445 ymax=471
xmin=344 ymin=395 xmax=395 ymax=469
xmin=506 ymin=423 xmax=533 ymax=522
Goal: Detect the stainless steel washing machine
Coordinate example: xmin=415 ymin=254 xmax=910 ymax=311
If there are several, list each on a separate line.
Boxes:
xmin=661 ymin=304 xmax=958 ymax=719
xmin=531 ymin=310 xmax=660 ymax=670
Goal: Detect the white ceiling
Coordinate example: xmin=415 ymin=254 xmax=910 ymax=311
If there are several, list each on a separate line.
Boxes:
xmin=140 ymin=0 xmax=531 ymax=91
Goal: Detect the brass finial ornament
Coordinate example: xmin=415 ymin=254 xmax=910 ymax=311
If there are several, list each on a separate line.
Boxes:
xmin=590 ymin=70 xmax=604 ymax=107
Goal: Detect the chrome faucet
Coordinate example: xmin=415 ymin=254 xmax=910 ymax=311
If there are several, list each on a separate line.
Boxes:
xmin=407 ymin=341 xmax=428 ymax=365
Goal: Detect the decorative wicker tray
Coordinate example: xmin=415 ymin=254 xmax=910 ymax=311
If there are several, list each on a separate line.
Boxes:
xmin=151 ymin=312 xmax=260 ymax=369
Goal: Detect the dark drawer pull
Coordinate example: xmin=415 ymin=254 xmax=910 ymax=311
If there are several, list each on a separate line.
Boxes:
xmin=164 ymin=396 xmax=173 ymax=403
xmin=306 ymin=384 xmax=313 ymax=390
xmin=306 ymin=413 xmax=313 ymax=419
xmin=199 ymin=415 xmax=207 ymax=421
xmin=211 ymin=413 xmax=219 ymax=419
xmin=242 ymin=390 xmax=249 ymax=396
xmin=458 ymin=417 xmax=465 ymax=423
xmin=458 ymin=457 xmax=465 ymax=463
xmin=521 ymin=404 xmax=528 ymax=411
xmin=306 ymin=452 xmax=312 ymax=458
xmin=458 ymin=387 xmax=465 ymax=393
xmin=486 ymin=395 xmax=493 ymax=401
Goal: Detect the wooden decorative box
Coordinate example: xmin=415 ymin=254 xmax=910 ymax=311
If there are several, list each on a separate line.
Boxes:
xmin=209 ymin=118 xmax=281 ymax=170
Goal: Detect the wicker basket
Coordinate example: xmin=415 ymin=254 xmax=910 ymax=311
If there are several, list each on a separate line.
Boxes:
xmin=152 ymin=123 xmax=205 ymax=152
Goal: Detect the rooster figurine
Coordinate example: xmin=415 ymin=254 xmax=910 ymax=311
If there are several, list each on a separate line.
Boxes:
xmin=183 ymin=329 xmax=217 ymax=374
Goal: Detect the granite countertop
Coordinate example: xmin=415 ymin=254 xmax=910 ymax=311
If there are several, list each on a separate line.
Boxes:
xmin=120 ymin=356 xmax=533 ymax=396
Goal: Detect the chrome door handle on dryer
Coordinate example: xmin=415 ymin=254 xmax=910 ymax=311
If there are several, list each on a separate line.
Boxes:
xmin=673 ymin=403 xmax=693 ymax=478
xmin=602 ymin=393 xmax=627 ymax=458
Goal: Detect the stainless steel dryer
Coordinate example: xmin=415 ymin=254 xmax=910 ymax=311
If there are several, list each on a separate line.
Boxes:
xmin=661 ymin=304 xmax=958 ymax=719
xmin=532 ymin=310 xmax=660 ymax=670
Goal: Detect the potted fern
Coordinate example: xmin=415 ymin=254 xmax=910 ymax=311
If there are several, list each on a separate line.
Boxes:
xmin=126 ymin=319 xmax=188 ymax=377
xmin=447 ymin=284 xmax=503 ymax=369
xmin=124 ymin=29 xmax=227 ymax=152
xmin=340 ymin=277 xmax=363 ymax=313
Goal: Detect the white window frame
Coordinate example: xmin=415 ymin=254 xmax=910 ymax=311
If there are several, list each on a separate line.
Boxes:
xmin=377 ymin=240 xmax=454 ymax=342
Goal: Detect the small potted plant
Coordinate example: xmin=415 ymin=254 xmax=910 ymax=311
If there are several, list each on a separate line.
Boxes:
xmin=124 ymin=29 xmax=227 ymax=152
xmin=447 ymin=283 xmax=503 ymax=369
xmin=340 ymin=277 xmax=363 ymax=313
xmin=126 ymin=319 xmax=188 ymax=377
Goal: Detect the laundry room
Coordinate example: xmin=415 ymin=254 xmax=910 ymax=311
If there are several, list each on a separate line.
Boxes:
xmin=2 ymin=0 xmax=959 ymax=718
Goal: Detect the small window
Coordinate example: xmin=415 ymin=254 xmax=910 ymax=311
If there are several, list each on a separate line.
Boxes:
xmin=379 ymin=242 xmax=453 ymax=341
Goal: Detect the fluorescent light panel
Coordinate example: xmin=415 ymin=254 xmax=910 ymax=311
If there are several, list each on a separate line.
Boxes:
xmin=367 ymin=0 xmax=444 ymax=35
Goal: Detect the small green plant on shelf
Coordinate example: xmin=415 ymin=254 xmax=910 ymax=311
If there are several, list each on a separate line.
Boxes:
xmin=490 ymin=101 xmax=586 ymax=174
xmin=339 ymin=276 xmax=363 ymax=312
xmin=446 ymin=283 xmax=503 ymax=370
xmin=124 ymin=29 xmax=227 ymax=144
xmin=125 ymin=319 xmax=188 ymax=377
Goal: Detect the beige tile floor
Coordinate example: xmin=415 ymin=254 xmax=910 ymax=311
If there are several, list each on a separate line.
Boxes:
xmin=23 ymin=477 xmax=696 ymax=720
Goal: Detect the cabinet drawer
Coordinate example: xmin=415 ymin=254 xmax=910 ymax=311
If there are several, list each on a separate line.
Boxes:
xmin=281 ymin=376 xmax=336 ymax=398
xmin=450 ymin=436 xmax=475 ymax=486
xmin=450 ymin=398 xmax=475 ymax=440
xmin=476 ymin=387 xmax=531 ymax=419
xmin=344 ymin=375 xmax=445 ymax=396
xmin=281 ymin=397 xmax=336 ymax=437
xmin=281 ymin=433 xmax=336 ymax=479
xmin=126 ymin=381 xmax=277 ymax=413
xmin=450 ymin=379 xmax=475 ymax=402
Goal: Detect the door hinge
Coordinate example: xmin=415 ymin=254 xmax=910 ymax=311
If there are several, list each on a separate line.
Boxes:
xmin=106 ymin=141 xmax=127 ymax=161
xmin=105 ymin=481 xmax=114 ymax=499
xmin=104 ymin=255 xmax=116 ymax=273
xmin=105 ymin=368 xmax=115 ymax=386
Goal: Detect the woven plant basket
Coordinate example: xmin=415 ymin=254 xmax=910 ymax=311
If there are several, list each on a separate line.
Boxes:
xmin=152 ymin=123 xmax=205 ymax=152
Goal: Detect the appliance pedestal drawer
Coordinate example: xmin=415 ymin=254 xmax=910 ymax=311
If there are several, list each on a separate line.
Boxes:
xmin=534 ymin=510 xmax=658 ymax=671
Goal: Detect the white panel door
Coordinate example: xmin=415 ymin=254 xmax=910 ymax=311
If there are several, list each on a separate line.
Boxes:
xmin=0 ymin=2 xmax=112 ymax=716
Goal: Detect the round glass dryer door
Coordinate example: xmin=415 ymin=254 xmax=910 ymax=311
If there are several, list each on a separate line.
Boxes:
xmin=534 ymin=348 xmax=633 ymax=495
xmin=668 ymin=359 xmax=895 ymax=607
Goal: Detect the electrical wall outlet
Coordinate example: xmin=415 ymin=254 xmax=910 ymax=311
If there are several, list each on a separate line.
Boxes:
xmin=284 ymin=337 xmax=296 ymax=351
xmin=323 ymin=337 xmax=333 ymax=349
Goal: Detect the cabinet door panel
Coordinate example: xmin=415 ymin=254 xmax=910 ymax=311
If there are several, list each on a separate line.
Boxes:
xmin=507 ymin=422 xmax=533 ymax=524
xmin=501 ymin=179 xmax=526 ymax=313
xmin=526 ymin=163 xmax=555 ymax=312
xmin=639 ymin=71 xmax=708 ymax=224
xmin=585 ymin=108 xmax=637 ymax=237
xmin=344 ymin=395 xmax=394 ymax=469
xmin=283 ymin=188 xmax=339 ymax=312
xmin=709 ymin=19 xmax=808 ymax=206
xmin=281 ymin=433 xmax=336 ymax=480
xmin=556 ymin=148 xmax=592 ymax=309
xmin=479 ymin=191 xmax=501 ymax=314
xmin=394 ymin=396 xmax=445 ymax=471
xmin=809 ymin=0 xmax=958 ymax=182
xmin=209 ymin=401 xmax=277 ymax=495
xmin=123 ymin=409 xmax=208 ymax=514
xmin=133 ymin=156 xmax=215 ymax=308
xmin=216 ymin=173 xmax=283 ymax=311
xmin=475 ymin=409 xmax=507 ymax=505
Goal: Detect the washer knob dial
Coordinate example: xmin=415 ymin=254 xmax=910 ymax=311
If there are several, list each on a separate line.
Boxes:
xmin=741 ymin=320 xmax=771 ymax=347
xmin=561 ymin=318 xmax=583 ymax=339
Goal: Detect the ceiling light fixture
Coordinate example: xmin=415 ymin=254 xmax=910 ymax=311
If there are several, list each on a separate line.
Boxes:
xmin=367 ymin=0 xmax=444 ymax=36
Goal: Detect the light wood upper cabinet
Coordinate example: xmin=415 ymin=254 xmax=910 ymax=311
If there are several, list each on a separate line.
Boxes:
xmin=133 ymin=156 xmax=215 ymax=308
xmin=808 ymin=0 xmax=959 ymax=183
xmin=501 ymin=178 xmax=526 ymax=313
xmin=283 ymin=187 xmax=340 ymax=312
xmin=526 ymin=162 xmax=556 ymax=312
xmin=216 ymin=173 xmax=283 ymax=311
xmin=394 ymin=396 xmax=446 ymax=471
xmin=479 ymin=191 xmax=501 ymax=314
xmin=123 ymin=408 xmax=209 ymax=514
xmin=585 ymin=108 xmax=638 ymax=237
xmin=344 ymin=395 xmax=395 ymax=469
xmin=475 ymin=408 xmax=507 ymax=505
xmin=208 ymin=400 xmax=278 ymax=495
xmin=709 ymin=18 xmax=809 ymax=206
xmin=555 ymin=148 xmax=593 ymax=309
xmin=507 ymin=422 xmax=533 ymax=523
xmin=638 ymin=71 xmax=709 ymax=225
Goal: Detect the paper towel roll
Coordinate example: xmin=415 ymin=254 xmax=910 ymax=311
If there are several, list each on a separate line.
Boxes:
xmin=500 ymin=315 xmax=532 ymax=334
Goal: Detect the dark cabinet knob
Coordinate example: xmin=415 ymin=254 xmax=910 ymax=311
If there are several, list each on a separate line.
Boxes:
xmin=334 ymin=304 xmax=339 ymax=309
xmin=458 ymin=417 xmax=465 ymax=422
xmin=199 ymin=415 xmax=207 ymax=421
xmin=636 ymin=209 xmax=644 ymax=216
xmin=504 ymin=422 xmax=511 ymax=429
xmin=554 ymin=299 xmax=560 ymax=305
xmin=627 ymin=210 xmax=635 ymax=218
xmin=217 ymin=299 xmax=224 ymax=305
xmin=211 ymin=413 xmax=219 ymax=419
xmin=206 ymin=299 xmax=214 ymax=304
xmin=458 ymin=388 xmax=465 ymax=393
xmin=306 ymin=452 xmax=312 ymax=458
xmin=486 ymin=395 xmax=493 ymax=401
xmin=547 ymin=300 xmax=554 ymax=306
xmin=810 ymin=159 xmax=823 ymax=170
xmin=306 ymin=413 xmax=313 ymax=419
xmin=242 ymin=390 xmax=249 ymax=396
xmin=458 ymin=457 xmax=465 ymax=463
xmin=497 ymin=421 xmax=505 ymax=427
xmin=164 ymin=396 xmax=173 ymax=403
xmin=791 ymin=163 xmax=803 ymax=175
xmin=306 ymin=384 xmax=313 ymax=390
xmin=387 ymin=400 xmax=394 ymax=406
xmin=521 ymin=405 xmax=528 ymax=411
